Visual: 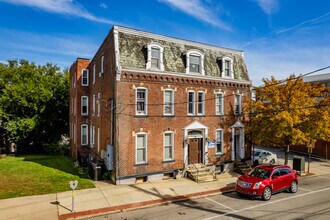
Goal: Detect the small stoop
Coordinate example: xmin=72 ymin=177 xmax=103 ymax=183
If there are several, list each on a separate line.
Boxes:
xmin=234 ymin=160 xmax=252 ymax=175
xmin=184 ymin=163 xmax=217 ymax=183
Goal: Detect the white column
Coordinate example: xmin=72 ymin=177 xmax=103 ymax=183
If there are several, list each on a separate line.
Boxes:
xmin=241 ymin=128 xmax=245 ymax=158
xmin=204 ymin=129 xmax=209 ymax=164
xmin=231 ymin=128 xmax=235 ymax=161
xmin=184 ymin=129 xmax=188 ymax=167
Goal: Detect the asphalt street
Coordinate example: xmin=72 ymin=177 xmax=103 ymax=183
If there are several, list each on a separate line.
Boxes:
xmin=84 ymin=174 xmax=330 ymax=220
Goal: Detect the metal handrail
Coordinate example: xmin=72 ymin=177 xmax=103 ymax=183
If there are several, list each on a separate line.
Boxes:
xmin=204 ymin=152 xmax=216 ymax=179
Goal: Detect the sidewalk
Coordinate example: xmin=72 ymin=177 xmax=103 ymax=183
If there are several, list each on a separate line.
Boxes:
xmin=1 ymin=160 xmax=329 ymax=220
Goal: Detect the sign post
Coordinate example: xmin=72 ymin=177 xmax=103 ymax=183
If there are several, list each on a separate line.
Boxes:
xmin=306 ymin=142 xmax=315 ymax=174
xmin=69 ymin=180 xmax=78 ymax=212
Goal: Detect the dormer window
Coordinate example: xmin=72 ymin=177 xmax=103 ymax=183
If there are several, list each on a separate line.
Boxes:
xmin=219 ymin=57 xmax=233 ymax=78
xmin=185 ymin=50 xmax=204 ymax=75
xmin=146 ymin=44 xmax=164 ymax=71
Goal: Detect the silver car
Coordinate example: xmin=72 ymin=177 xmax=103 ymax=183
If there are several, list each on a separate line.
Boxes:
xmin=253 ymin=150 xmax=277 ymax=165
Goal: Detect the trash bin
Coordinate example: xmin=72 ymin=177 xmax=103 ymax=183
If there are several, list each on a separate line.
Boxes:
xmin=89 ymin=163 xmax=102 ymax=181
xmin=215 ymin=162 xmax=224 ymax=174
xmin=292 ymin=156 xmax=305 ymax=174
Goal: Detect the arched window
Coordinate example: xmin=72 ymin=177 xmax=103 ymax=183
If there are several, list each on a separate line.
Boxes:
xmin=146 ymin=44 xmax=164 ymax=71
xmin=185 ymin=50 xmax=205 ymax=75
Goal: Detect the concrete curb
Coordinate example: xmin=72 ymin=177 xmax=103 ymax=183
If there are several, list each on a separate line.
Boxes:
xmin=58 ymin=185 xmax=236 ymax=220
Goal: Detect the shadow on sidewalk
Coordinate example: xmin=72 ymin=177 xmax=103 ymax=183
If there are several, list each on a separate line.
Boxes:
xmin=51 ymin=201 xmax=72 ymax=212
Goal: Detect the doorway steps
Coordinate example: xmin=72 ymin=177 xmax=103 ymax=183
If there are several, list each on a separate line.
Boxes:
xmin=234 ymin=160 xmax=252 ymax=175
xmin=184 ymin=163 xmax=217 ymax=183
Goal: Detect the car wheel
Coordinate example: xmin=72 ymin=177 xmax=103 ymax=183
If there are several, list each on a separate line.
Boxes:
xmin=289 ymin=181 xmax=298 ymax=193
xmin=270 ymin=159 xmax=275 ymax=165
xmin=262 ymin=187 xmax=272 ymax=201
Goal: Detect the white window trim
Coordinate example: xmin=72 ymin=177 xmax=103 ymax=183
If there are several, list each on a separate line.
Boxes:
xmin=234 ymin=94 xmax=242 ymax=115
xmin=97 ymin=93 xmax=101 ymax=116
xmin=185 ymin=50 xmax=205 ymax=75
xmin=215 ymin=129 xmax=224 ymax=155
xmin=136 ymin=132 xmax=148 ymax=164
xmin=97 ymin=127 xmax=100 ymax=153
xmin=81 ymin=124 xmax=88 ymax=146
xmin=93 ymin=64 xmax=96 ymax=84
xmin=100 ymin=56 xmax=104 ymax=77
xmin=146 ymin=44 xmax=164 ymax=71
xmin=187 ymin=91 xmax=195 ymax=115
xmin=163 ymin=131 xmax=174 ymax=161
xmin=220 ymin=57 xmax=233 ymax=78
xmin=164 ymin=89 xmax=174 ymax=116
xmin=81 ymin=96 xmax=88 ymax=116
xmin=197 ymin=91 xmax=205 ymax=115
xmin=136 ymin=87 xmax=148 ymax=116
xmin=81 ymin=69 xmax=89 ymax=86
xmin=215 ymin=92 xmax=224 ymax=115
xmin=92 ymin=94 xmax=95 ymax=116
xmin=90 ymin=125 xmax=95 ymax=147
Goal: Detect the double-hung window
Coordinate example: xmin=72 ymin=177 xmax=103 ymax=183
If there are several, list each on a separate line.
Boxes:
xmin=197 ymin=92 xmax=205 ymax=115
xmin=164 ymin=132 xmax=174 ymax=161
xmin=185 ymin=50 xmax=204 ymax=75
xmin=216 ymin=93 xmax=224 ymax=115
xmin=97 ymin=93 xmax=101 ymax=116
xmin=188 ymin=91 xmax=195 ymax=115
xmin=81 ymin=96 xmax=88 ymax=115
xmin=136 ymin=88 xmax=147 ymax=115
xmin=136 ymin=133 xmax=147 ymax=164
xmin=146 ymin=44 xmax=164 ymax=71
xmin=81 ymin=124 xmax=88 ymax=145
xmin=90 ymin=126 xmax=95 ymax=147
xmin=92 ymin=94 xmax=95 ymax=116
xmin=82 ymin=69 xmax=89 ymax=86
xmin=234 ymin=94 xmax=242 ymax=115
xmin=221 ymin=57 xmax=233 ymax=78
xmin=216 ymin=129 xmax=224 ymax=154
xmin=100 ymin=56 xmax=104 ymax=77
xmin=164 ymin=89 xmax=174 ymax=115
xmin=93 ymin=64 xmax=96 ymax=84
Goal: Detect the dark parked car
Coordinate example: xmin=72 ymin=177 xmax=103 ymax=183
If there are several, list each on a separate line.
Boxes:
xmin=236 ymin=165 xmax=298 ymax=200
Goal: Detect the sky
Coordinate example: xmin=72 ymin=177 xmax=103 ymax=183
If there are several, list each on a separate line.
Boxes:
xmin=0 ymin=0 xmax=329 ymax=85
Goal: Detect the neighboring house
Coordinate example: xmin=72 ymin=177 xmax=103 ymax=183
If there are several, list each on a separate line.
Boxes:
xmin=290 ymin=73 xmax=330 ymax=159
xmin=69 ymin=26 xmax=252 ymax=184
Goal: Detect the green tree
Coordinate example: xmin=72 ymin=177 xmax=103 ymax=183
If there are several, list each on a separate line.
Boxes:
xmin=0 ymin=60 xmax=69 ymax=154
xmin=246 ymin=75 xmax=329 ymax=165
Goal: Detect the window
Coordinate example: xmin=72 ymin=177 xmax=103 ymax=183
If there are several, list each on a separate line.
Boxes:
xmin=90 ymin=126 xmax=95 ymax=147
xmin=146 ymin=44 xmax=164 ymax=71
xmin=151 ymin=48 xmax=160 ymax=68
xmin=81 ymin=124 xmax=88 ymax=145
xmin=216 ymin=129 xmax=224 ymax=154
xmin=97 ymin=128 xmax=100 ymax=153
xmin=81 ymin=69 xmax=89 ymax=86
xmin=197 ymin=92 xmax=204 ymax=115
xmin=188 ymin=91 xmax=195 ymax=115
xmin=97 ymin=93 xmax=101 ymax=116
xmin=164 ymin=132 xmax=174 ymax=161
xmin=93 ymin=64 xmax=96 ymax=84
xmin=100 ymin=56 xmax=104 ymax=77
xmin=220 ymin=57 xmax=233 ymax=78
xmin=136 ymin=88 xmax=147 ymax=115
xmin=234 ymin=94 xmax=242 ymax=115
xmin=216 ymin=93 xmax=224 ymax=115
xmin=92 ymin=94 xmax=95 ymax=116
xmin=185 ymin=50 xmax=204 ymax=75
xmin=81 ymin=96 xmax=88 ymax=115
xmin=73 ymin=73 xmax=76 ymax=87
xmin=136 ymin=133 xmax=147 ymax=164
xmin=164 ymin=90 xmax=174 ymax=115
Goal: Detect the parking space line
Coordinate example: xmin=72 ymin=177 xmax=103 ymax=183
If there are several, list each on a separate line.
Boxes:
xmin=205 ymin=197 xmax=236 ymax=211
xmin=299 ymin=187 xmax=313 ymax=192
xmin=202 ymin=187 xmax=330 ymax=220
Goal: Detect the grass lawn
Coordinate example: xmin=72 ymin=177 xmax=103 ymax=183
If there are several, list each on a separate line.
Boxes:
xmin=0 ymin=155 xmax=94 ymax=199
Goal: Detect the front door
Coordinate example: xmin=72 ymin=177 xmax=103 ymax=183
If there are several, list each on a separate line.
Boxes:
xmin=234 ymin=133 xmax=240 ymax=159
xmin=188 ymin=138 xmax=202 ymax=164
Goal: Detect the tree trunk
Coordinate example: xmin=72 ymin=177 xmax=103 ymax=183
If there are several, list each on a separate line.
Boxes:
xmin=284 ymin=145 xmax=290 ymax=165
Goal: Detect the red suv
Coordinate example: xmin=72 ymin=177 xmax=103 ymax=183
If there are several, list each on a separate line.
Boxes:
xmin=236 ymin=165 xmax=298 ymax=200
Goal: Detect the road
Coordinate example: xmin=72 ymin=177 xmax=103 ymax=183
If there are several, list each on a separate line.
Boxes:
xmin=84 ymin=174 xmax=330 ymax=220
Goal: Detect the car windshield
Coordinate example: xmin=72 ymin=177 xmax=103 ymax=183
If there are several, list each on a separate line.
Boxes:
xmin=248 ymin=168 xmax=271 ymax=179
xmin=253 ymin=151 xmax=261 ymax=157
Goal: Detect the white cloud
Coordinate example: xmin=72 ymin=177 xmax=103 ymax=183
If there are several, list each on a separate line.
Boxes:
xmin=100 ymin=2 xmax=108 ymax=9
xmin=159 ymin=0 xmax=231 ymax=30
xmin=255 ymin=0 xmax=278 ymax=15
xmin=0 ymin=0 xmax=113 ymax=24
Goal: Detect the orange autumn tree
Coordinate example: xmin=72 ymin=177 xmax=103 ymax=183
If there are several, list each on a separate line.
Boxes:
xmin=246 ymin=74 xmax=329 ymax=165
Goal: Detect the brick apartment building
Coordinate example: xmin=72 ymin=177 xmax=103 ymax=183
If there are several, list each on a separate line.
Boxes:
xmin=69 ymin=26 xmax=252 ymax=184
